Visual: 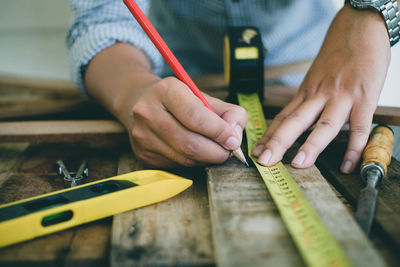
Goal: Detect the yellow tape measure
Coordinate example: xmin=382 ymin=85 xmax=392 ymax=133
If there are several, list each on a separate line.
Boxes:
xmin=238 ymin=93 xmax=351 ymax=267
xmin=224 ymin=26 xmax=352 ymax=267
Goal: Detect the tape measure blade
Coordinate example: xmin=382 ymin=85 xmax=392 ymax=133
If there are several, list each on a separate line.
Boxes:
xmin=237 ymin=93 xmax=352 ymax=267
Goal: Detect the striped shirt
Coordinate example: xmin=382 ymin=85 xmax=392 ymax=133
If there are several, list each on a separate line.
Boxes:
xmin=67 ymin=0 xmax=336 ymax=94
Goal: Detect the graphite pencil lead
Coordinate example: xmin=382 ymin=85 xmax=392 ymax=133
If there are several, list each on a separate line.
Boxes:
xmin=233 ymin=148 xmax=248 ymax=167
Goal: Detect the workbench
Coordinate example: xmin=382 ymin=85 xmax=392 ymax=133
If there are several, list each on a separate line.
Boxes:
xmin=0 ymin=74 xmax=399 ymax=267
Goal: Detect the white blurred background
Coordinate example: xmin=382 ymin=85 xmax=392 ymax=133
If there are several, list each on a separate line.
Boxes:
xmin=0 ymin=0 xmax=398 ymax=107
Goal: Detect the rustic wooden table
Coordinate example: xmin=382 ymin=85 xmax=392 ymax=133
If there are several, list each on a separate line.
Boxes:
xmin=0 ymin=75 xmax=399 ymax=267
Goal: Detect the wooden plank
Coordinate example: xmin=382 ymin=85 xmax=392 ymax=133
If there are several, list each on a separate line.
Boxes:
xmin=0 ymin=143 xmax=29 ymax=187
xmin=317 ymin=134 xmax=400 ymax=256
xmin=374 ymin=106 xmax=400 ymax=126
xmin=0 ymin=74 xmax=78 ymax=93
xmin=0 ymin=141 xmax=122 ymax=266
xmin=206 ymin=146 xmax=385 ymax=267
xmin=0 ymin=120 xmax=126 ymax=143
xmin=0 ymin=75 xmax=86 ymax=119
xmin=110 ymin=153 xmax=214 ymax=266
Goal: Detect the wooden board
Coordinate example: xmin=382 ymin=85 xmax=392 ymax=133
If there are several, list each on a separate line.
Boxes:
xmin=205 ymin=145 xmax=386 ymax=267
xmin=110 ymin=154 xmax=214 ymax=266
xmin=374 ymin=106 xmax=400 ymax=126
xmin=2 ymin=70 xmax=400 ymax=125
xmin=0 ymin=141 xmax=125 ymax=266
xmin=0 ymin=75 xmax=86 ymax=119
xmin=0 ymin=120 xmax=126 ymax=143
xmin=317 ymin=134 xmax=400 ymax=257
xmin=0 ymin=143 xmax=29 ymax=187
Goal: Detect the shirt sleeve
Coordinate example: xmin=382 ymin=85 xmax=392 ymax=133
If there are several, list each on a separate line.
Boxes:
xmin=66 ymin=0 xmax=163 ymax=95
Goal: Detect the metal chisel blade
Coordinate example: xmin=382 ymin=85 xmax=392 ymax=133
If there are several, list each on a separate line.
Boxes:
xmin=355 ymin=186 xmax=378 ymax=236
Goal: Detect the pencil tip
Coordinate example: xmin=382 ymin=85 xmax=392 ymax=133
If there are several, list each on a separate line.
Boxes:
xmin=245 ymin=161 xmax=250 ymax=168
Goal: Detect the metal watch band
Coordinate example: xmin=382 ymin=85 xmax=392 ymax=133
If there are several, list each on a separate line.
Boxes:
xmin=380 ymin=0 xmax=400 ymax=46
xmin=346 ymin=0 xmax=400 ymax=46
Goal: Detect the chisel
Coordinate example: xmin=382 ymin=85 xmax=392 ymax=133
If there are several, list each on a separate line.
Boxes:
xmin=355 ymin=125 xmax=394 ymax=236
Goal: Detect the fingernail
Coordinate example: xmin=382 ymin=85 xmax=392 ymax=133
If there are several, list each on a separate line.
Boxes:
xmin=252 ymin=144 xmax=264 ymax=156
xmin=258 ymin=149 xmax=272 ymax=166
xmin=235 ymin=125 xmax=243 ymax=138
xmin=292 ymin=151 xmax=306 ymax=167
xmin=225 ymin=136 xmax=240 ymax=150
xmin=341 ymin=160 xmax=353 ymax=173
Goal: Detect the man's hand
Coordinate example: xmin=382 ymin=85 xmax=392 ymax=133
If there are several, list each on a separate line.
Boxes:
xmin=126 ymin=76 xmax=248 ymax=167
xmin=85 ymin=43 xmax=247 ymax=168
xmin=252 ymin=4 xmax=391 ymax=173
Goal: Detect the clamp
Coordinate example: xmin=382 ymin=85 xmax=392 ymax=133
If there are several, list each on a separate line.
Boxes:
xmin=57 ymin=160 xmax=89 ymax=187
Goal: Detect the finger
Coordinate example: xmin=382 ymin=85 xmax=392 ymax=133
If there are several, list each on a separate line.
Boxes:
xmin=148 ymin=104 xmax=231 ymax=164
xmin=163 ymin=85 xmax=241 ymax=151
xmin=255 ymin=96 xmax=325 ymax=166
xmin=131 ymin=102 xmax=203 ymax=167
xmin=340 ymin=105 xmax=373 ymax=173
xmin=206 ymin=95 xmax=248 ymax=141
xmin=291 ymin=98 xmax=353 ymax=168
xmin=252 ymin=94 xmax=305 ymax=157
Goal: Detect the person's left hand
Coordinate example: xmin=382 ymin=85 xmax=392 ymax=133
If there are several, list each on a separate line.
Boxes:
xmin=252 ymin=4 xmax=391 ymax=173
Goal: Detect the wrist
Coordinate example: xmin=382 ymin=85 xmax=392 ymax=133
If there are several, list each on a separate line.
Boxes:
xmin=344 ymin=0 xmax=400 ymax=46
xmin=84 ymin=43 xmax=161 ymax=128
xmin=112 ymin=72 xmax=160 ymax=129
xmin=338 ymin=3 xmax=391 ymax=52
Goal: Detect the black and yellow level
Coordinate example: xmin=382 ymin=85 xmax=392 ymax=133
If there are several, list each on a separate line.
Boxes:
xmin=0 ymin=170 xmax=192 ymax=248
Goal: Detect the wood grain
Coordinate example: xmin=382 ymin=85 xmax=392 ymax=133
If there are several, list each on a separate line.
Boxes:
xmin=0 ymin=120 xmax=126 ymax=143
xmin=1 ymin=73 xmax=400 ymax=125
xmin=0 ymin=75 xmax=85 ymax=119
xmin=0 ymin=143 xmax=29 ymax=187
xmin=206 ymin=147 xmax=385 ymax=267
xmin=110 ymin=154 xmax=214 ymax=266
xmin=374 ymin=106 xmax=400 ymax=127
xmin=0 ymin=75 xmax=77 ymax=93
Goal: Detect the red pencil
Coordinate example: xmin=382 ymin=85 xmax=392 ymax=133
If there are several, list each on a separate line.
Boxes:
xmin=123 ymin=0 xmax=248 ymax=167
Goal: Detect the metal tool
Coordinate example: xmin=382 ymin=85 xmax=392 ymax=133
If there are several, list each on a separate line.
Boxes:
xmin=355 ymin=125 xmax=394 ymax=236
xmin=57 ymin=160 xmax=88 ymax=187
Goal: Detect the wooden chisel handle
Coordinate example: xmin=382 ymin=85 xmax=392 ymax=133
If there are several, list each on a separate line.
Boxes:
xmin=361 ymin=125 xmax=394 ymax=176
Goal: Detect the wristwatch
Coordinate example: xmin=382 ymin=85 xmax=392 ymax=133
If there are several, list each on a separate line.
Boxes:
xmin=346 ymin=0 xmax=400 ymax=46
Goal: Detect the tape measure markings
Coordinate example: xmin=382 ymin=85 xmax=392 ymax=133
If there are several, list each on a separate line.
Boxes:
xmin=238 ymin=92 xmax=352 ymax=267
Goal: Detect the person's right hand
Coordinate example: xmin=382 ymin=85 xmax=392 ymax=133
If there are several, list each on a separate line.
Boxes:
xmin=125 ymin=76 xmax=248 ymax=167
xmin=85 ymin=43 xmax=247 ymax=168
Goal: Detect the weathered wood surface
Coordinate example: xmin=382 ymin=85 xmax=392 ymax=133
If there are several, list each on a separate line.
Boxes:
xmin=0 ymin=141 xmax=398 ymax=266
xmin=0 ymin=120 xmax=126 ymax=143
xmin=0 ymin=141 xmax=124 ymax=267
xmin=0 ymin=75 xmax=85 ymax=119
xmin=1 ymin=73 xmax=399 ymax=266
xmin=374 ymin=106 xmax=400 ymax=127
xmin=0 ymin=143 xmax=30 ymax=187
xmin=2 ymin=72 xmax=400 ymax=125
xmin=317 ymin=134 xmax=400 ymax=256
xmin=110 ymin=154 xmax=214 ymax=266
xmin=206 ymin=145 xmax=385 ymax=267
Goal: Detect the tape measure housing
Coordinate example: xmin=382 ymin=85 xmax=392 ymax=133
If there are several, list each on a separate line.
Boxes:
xmin=224 ymin=26 xmax=264 ymax=101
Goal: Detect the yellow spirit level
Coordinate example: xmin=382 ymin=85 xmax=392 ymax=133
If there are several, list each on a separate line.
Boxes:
xmin=0 ymin=170 xmax=192 ymax=248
